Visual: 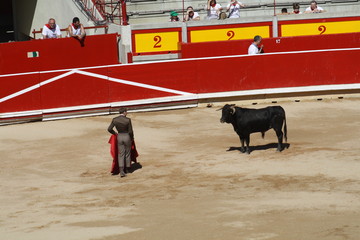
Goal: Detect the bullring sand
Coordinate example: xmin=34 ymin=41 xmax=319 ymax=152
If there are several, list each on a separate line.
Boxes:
xmin=0 ymin=97 xmax=360 ymax=240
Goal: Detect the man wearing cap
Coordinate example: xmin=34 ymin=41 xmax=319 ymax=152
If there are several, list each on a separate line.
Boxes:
xmin=108 ymin=107 xmax=134 ymax=177
xmin=169 ymin=11 xmax=179 ymax=22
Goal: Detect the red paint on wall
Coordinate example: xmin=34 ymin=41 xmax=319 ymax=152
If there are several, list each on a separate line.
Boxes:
xmin=1 ymin=33 xmax=360 ymax=123
xmin=39 ymin=68 xmax=111 ymax=110
xmin=0 ymin=73 xmax=41 ymax=113
xmin=180 ymin=32 xmax=360 ymax=59
xmin=0 ymin=34 xmax=119 ymax=75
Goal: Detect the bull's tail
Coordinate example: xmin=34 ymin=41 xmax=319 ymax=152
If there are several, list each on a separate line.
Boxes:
xmin=261 ymin=132 xmax=265 ymax=139
xmin=283 ymin=113 xmax=287 ymax=143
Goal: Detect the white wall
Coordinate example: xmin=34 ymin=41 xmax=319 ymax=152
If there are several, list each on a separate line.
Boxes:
xmin=29 ymin=0 xmax=95 ymax=38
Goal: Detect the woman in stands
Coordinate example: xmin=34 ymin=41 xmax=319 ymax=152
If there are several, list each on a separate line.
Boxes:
xmin=207 ymin=0 xmax=223 ymax=20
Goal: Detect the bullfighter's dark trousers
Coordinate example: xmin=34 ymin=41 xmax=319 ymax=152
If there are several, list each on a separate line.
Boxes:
xmin=117 ymin=133 xmax=131 ymax=169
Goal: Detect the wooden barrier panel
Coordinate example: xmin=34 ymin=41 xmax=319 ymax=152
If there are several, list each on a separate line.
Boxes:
xmin=0 ymin=73 xmax=41 ymax=113
xmin=39 ymin=68 xmax=110 ymax=110
xmin=1 ymin=47 xmax=360 ymax=124
xmin=129 ymin=16 xmax=360 ymax=56
xmin=279 ymin=16 xmax=360 ymax=37
xmin=0 ymin=34 xmax=119 ymax=75
xmin=131 ymin=28 xmax=182 ymax=55
xmin=180 ymin=32 xmax=360 ymax=59
xmin=188 ymin=23 xmax=272 ymax=43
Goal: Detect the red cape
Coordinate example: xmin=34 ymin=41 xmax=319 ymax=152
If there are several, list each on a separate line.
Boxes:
xmin=108 ymin=134 xmax=139 ymax=174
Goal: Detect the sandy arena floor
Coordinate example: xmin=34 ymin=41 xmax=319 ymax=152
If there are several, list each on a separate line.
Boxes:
xmin=1 ymin=97 xmax=360 ymax=240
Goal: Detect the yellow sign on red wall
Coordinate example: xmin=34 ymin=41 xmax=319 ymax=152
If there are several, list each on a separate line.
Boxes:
xmin=134 ymin=31 xmax=180 ymax=53
xmin=281 ymin=20 xmax=360 ymax=37
xmin=190 ymin=26 xmax=270 ymax=43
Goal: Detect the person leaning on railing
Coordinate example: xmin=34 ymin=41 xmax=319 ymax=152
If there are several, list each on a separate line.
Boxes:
xmin=184 ymin=6 xmax=200 ymax=21
xmin=42 ymin=18 xmax=62 ymax=39
xmin=304 ymin=0 xmax=325 ymax=13
xmin=292 ymin=3 xmax=302 ymax=14
xmin=67 ymin=17 xmax=86 ymax=40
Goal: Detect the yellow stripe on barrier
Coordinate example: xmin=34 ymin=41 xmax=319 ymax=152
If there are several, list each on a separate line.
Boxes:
xmin=134 ymin=31 xmax=180 ymax=53
xmin=281 ymin=20 xmax=360 ymax=37
xmin=190 ymin=26 xmax=270 ymax=43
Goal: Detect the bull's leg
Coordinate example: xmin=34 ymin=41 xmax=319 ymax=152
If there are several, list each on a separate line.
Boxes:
xmin=245 ymin=135 xmax=251 ymax=154
xmin=239 ymin=136 xmax=246 ymax=153
xmin=274 ymin=128 xmax=283 ymax=152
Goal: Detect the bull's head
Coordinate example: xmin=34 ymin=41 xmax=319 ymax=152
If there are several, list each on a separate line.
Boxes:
xmin=219 ymin=104 xmax=236 ymax=123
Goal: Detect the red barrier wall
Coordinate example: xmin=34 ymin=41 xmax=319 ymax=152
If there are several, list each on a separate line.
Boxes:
xmin=0 ymin=34 xmax=119 ymax=75
xmin=1 ymin=47 xmax=359 ymax=123
xmin=180 ymin=32 xmax=360 ymax=59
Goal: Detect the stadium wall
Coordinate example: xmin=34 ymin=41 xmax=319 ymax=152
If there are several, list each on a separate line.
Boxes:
xmin=1 ymin=44 xmax=360 ymax=124
xmin=0 ymin=34 xmax=119 ymax=75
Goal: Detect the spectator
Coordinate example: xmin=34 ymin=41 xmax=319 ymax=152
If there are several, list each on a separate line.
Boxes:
xmin=67 ymin=17 xmax=86 ymax=40
xmin=304 ymin=1 xmax=325 ymax=13
xmin=169 ymin=11 xmax=179 ymax=22
xmin=219 ymin=11 xmax=227 ymax=20
xmin=278 ymin=8 xmax=289 ymax=15
xmin=292 ymin=3 xmax=302 ymax=14
xmin=107 ymin=107 xmax=135 ymax=177
xmin=42 ymin=18 xmax=61 ymax=39
xmin=226 ymin=0 xmax=245 ymax=18
xmin=184 ymin=6 xmax=200 ymax=21
xmin=207 ymin=0 xmax=223 ymax=20
xmin=248 ymin=35 xmax=264 ymax=55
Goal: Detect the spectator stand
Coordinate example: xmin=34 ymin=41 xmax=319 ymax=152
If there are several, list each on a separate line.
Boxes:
xmin=31 ymin=25 xmax=109 ymax=39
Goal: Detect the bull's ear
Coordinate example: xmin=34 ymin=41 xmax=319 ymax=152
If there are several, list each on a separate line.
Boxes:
xmin=230 ymin=104 xmax=236 ymax=106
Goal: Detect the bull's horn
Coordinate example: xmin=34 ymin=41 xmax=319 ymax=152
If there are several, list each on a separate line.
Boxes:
xmin=216 ymin=107 xmax=223 ymax=111
xmin=230 ymin=105 xmax=236 ymax=115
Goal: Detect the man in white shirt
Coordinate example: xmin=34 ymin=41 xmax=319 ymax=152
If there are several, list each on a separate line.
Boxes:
xmin=304 ymin=1 xmax=325 ymax=13
xmin=248 ymin=35 xmax=263 ymax=55
xmin=67 ymin=17 xmax=86 ymax=40
xmin=42 ymin=18 xmax=61 ymax=39
xmin=226 ymin=0 xmax=245 ymax=18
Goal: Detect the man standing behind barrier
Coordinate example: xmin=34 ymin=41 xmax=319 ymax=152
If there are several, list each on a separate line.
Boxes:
xmin=42 ymin=18 xmax=61 ymax=39
xmin=108 ymin=107 xmax=134 ymax=177
xmin=248 ymin=35 xmax=264 ymax=55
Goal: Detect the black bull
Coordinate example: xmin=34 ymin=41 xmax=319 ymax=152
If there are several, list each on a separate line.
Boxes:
xmin=220 ymin=104 xmax=287 ymax=154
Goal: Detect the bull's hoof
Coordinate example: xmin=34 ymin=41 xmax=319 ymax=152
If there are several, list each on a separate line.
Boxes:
xmin=246 ymin=151 xmax=250 ymax=155
xmin=240 ymin=147 xmax=246 ymax=153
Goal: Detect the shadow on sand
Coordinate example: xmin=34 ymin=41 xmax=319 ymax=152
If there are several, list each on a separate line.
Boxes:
xmin=112 ymin=162 xmax=143 ymax=175
xmin=227 ymin=143 xmax=290 ymax=153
